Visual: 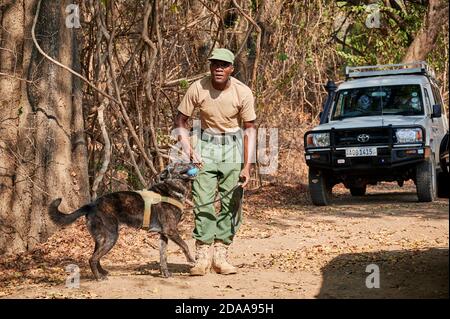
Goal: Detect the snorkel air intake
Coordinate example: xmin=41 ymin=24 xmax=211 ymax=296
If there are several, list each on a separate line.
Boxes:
xmin=320 ymin=80 xmax=337 ymax=124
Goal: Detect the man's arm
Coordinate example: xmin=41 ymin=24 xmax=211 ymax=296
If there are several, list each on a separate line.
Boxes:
xmin=174 ymin=111 xmax=202 ymax=165
xmin=240 ymin=120 xmax=256 ymax=188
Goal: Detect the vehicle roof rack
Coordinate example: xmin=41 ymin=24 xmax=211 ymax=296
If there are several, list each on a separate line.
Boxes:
xmin=345 ymin=61 xmax=436 ymax=80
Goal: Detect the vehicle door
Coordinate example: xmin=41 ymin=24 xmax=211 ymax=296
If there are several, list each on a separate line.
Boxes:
xmin=425 ymin=83 xmax=446 ymax=162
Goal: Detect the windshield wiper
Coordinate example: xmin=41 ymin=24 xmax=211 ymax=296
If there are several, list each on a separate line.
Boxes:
xmin=393 ymin=110 xmax=419 ymax=116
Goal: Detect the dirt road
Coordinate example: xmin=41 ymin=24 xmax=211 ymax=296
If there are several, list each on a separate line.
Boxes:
xmin=1 ymin=182 xmax=448 ymax=299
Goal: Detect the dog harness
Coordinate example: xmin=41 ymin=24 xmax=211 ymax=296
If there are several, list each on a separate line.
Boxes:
xmin=136 ymin=190 xmax=184 ymax=229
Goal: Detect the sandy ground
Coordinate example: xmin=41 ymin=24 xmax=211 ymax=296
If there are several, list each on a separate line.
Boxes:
xmin=0 ymin=182 xmax=448 ymax=299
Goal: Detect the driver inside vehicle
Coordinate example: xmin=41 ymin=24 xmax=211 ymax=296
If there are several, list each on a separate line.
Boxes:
xmin=393 ymin=94 xmax=422 ymax=112
xmin=357 ymin=94 xmax=372 ymax=110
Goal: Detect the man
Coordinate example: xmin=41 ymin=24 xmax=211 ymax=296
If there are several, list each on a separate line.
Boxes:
xmin=174 ymin=48 xmax=256 ymax=276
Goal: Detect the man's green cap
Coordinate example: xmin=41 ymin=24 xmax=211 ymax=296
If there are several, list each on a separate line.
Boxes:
xmin=208 ymin=48 xmax=234 ymax=64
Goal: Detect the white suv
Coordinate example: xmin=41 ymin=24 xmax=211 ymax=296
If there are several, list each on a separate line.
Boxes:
xmin=304 ymin=62 xmax=448 ymax=205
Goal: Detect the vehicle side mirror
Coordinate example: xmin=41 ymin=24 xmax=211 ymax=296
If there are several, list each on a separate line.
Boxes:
xmin=319 ymin=111 xmax=323 ymax=119
xmin=432 ymin=104 xmax=442 ymax=118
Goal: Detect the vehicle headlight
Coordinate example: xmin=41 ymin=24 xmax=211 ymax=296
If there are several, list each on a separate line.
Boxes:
xmin=395 ymin=128 xmax=423 ymax=144
xmin=306 ymin=132 xmax=330 ymax=147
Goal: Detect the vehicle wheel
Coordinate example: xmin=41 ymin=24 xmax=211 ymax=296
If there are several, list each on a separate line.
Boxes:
xmin=416 ymin=157 xmax=437 ymax=202
xmin=350 ymin=186 xmax=366 ymax=196
xmin=439 ymin=133 xmax=449 ymax=176
xmin=309 ymin=168 xmax=332 ymax=206
xmin=437 ymin=171 xmax=449 ymax=198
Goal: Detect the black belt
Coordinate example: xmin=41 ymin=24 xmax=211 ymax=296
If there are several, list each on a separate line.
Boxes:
xmin=199 ymin=130 xmax=241 ymax=145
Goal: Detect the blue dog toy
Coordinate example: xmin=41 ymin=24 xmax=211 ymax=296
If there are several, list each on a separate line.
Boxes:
xmin=187 ymin=167 xmax=199 ymax=177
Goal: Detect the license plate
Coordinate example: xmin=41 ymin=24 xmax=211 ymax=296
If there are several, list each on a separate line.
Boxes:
xmin=345 ymin=147 xmax=377 ymax=157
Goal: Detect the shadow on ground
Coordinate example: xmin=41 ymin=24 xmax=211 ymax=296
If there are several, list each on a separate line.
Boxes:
xmin=134 ymin=261 xmax=191 ymax=277
xmin=246 ymin=184 xmax=449 ymax=221
xmin=317 ymin=248 xmax=449 ymax=299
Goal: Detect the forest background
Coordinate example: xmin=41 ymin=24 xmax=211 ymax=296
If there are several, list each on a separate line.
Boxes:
xmin=0 ymin=0 xmax=448 ymax=253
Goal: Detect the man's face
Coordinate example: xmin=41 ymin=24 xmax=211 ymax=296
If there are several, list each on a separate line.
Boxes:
xmin=209 ymin=59 xmax=234 ymax=85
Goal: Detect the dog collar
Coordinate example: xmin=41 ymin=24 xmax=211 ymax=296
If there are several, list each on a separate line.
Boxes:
xmin=136 ymin=190 xmax=184 ymax=229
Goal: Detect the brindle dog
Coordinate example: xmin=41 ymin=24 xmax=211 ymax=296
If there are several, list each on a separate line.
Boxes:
xmin=48 ymin=162 xmax=196 ymax=280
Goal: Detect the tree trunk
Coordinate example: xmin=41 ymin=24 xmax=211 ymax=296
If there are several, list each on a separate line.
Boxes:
xmin=402 ymin=0 xmax=449 ymax=62
xmin=0 ymin=0 xmax=89 ymax=254
xmin=257 ymin=0 xmax=282 ymax=48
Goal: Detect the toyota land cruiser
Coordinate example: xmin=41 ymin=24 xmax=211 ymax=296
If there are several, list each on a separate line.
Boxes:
xmin=304 ymin=62 xmax=448 ymax=206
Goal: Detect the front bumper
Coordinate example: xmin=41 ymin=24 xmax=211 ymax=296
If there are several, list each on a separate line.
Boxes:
xmin=304 ymin=125 xmax=428 ymax=173
xmin=305 ymin=145 xmax=428 ymax=172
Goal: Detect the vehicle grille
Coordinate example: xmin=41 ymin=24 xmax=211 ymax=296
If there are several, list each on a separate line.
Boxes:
xmin=334 ymin=128 xmax=395 ymax=146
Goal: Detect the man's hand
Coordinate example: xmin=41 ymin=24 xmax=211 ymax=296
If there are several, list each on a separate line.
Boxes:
xmin=240 ymin=121 xmax=256 ymax=189
xmin=174 ymin=112 xmax=203 ymax=168
xmin=239 ymin=166 xmax=251 ymax=188
xmin=191 ymin=151 xmax=204 ymax=169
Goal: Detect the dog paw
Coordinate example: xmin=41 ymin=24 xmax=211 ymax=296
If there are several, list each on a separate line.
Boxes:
xmin=99 ymin=269 xmax=109 ymax=276
xmin=96 ymin=274 xmax=109 ymax=281
xmin=161 ymin=271 xmax=172 ymax=278
xmin=186 ymin=255 xmax=196 ymax=264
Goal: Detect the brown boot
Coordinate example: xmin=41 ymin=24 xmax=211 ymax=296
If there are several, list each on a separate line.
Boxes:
xmin=190 ymin=241 xmax=212 ymax=276
xmin=212 ymin=241 xmax=237 ymax=275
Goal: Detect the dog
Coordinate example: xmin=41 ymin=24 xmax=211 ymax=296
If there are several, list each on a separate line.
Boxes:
xmin=48 ymin=162 xmax=197 ymax=280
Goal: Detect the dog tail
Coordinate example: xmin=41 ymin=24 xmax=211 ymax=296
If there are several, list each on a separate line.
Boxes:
xmin=48 ymin=198 xmax=93 ymax=226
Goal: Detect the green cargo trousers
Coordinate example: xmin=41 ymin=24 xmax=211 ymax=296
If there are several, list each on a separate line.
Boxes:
xmin=192 ymin=136 xmax=244 ymax=245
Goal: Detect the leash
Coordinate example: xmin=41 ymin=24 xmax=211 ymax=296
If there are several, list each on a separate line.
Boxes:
xmin=187 ymin=181 xmax=244 ymax=228
xmin=188 ymin=182 xmax=243 ymax=209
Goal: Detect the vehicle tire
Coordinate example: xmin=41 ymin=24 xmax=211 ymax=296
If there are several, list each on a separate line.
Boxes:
xmin=439 ymin=132 xmax=449 ymax=176
xmin=416 ymin=157 xmax=437 ymax=202
xmin=350 ymin=186 xmax=366 ymax=196
xmin=309 ymin=168 xmax=332 ymax=206
xmin=437 ymin=171 xmax=449 ymax=198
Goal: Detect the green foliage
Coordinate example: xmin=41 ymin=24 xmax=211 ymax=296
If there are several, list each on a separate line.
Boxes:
xmin=179 ymin=79 xmax=189 ymax=90
xmin=335 ymin=1 xmax=427 ymax=66
xmin=115 ymin=163 xmax=126 ymax=171
xmin=275 ymin=63 xmax=299 ymax=91
xmin=128 ymin=171 xmax=144 ymax=190
xmin=250 ymin=0 xmax=259 ymax=12
xmin=170 ymin=4 xmax=179 ymax=14
xmin=156 ymin=128 xmax=172 ymax=146
xmin=114 ymin=163 xmax=144 ymax=190
xmin=426 ymin=26 xmax=449 ymax=86
xmin=95 ymin=160 xmax=103 ymax=171
xmin=277 ymin=52 xmax=288 ymax=62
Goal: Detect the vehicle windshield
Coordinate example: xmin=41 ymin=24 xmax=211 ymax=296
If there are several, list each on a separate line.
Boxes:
xmin=331 ymin=84 xmax=424 ymax=120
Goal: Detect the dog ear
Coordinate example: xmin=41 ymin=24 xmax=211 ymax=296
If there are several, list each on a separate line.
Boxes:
xmin=158 ymin=167 xmax=170 ymax=181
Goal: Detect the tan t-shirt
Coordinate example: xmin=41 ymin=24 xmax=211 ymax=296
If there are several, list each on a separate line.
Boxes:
xmin=178 ymin=76 xmax=256 ymax=133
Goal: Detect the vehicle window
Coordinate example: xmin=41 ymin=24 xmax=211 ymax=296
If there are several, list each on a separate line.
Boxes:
xmin=331 ymin=85 xmax=424 ymax=120
xmin=333 ymin=86 xmax=382 ymax=119
xmin=332 ymin=93 xmax=342 ymax=118
xmin=423 ymin=88 xmax=432 ymax=114
xmin=431 ymin=84 xmax=443 ymax=106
